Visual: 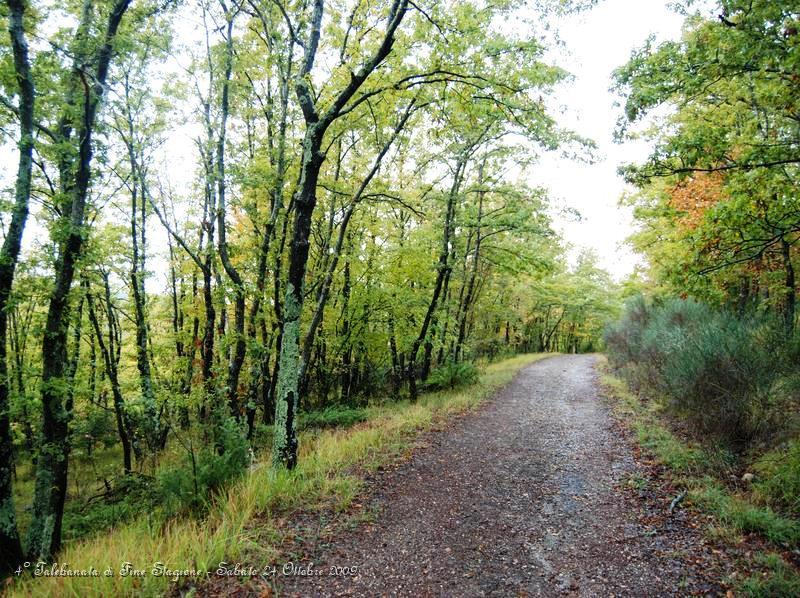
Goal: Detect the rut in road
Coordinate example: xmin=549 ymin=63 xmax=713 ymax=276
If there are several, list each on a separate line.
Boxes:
xmin=279 ymin=354 xmax=726 ymax=597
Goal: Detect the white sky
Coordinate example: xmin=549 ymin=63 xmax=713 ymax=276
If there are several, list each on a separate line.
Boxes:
xmin=531 ymin=0 xmax=687 ymax=280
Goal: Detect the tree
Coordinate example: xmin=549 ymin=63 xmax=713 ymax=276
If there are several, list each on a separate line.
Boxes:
xmin=86 ymin=271 xmax=137 ymax=473
xmin=271 ymin=0 xmax=411 ymax=469
xmin=0 ymin=0 xmax=34 ymax=575
xmin=109 ymin=28 xmax=170 ymax=449
xmin=26 ymin=0 xmax=134 ymax=561
xmin=614 ymin=0 xmax=800 ymax=325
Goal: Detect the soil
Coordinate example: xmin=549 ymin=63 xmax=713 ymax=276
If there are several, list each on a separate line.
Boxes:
xmin=213 ymin=355 xmax=739 ymax=597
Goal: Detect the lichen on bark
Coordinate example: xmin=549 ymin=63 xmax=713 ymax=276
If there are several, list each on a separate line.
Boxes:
xmin=272 ymin=282 xmax=302 ymax=469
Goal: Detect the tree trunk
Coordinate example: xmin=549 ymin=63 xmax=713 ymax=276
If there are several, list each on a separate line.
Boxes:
xmin=264 ymin=203 xmax=292 ymax=425
xmin=0 ymin=0 xmax=34 ymax=573
xmin=272 ymin=129 xmax=325 ymax=469
xmin=124 ymin=89 xmax=159 ymax=449
xmin=340 ymin=258 xmax=353 ymax=402
xmin=9 ymin=304 xmax=36 ymax=450
xmin=299 ymin=102 xmax=414 ymax=392
xmin=271 ymin=0 xmax=409 ymax=468
xmin=388 ymin=309 xmax=401 ymax=398
xmin=454 ymin=161 xmax=485 ymax=362
xmin=407 ymin=157 xmax=466 ymax=399
xmin=736 ymin=276 xmax=750 ymax=316
xmin=27 ymin=0 xmax=132 ymax=561
xmin=87 ymin=278 xmax=134 ymax=473
xmin=244 ymin=5 xmax=293 ymax=432
xmin=214 ymin=8 xmax=246 ymax=420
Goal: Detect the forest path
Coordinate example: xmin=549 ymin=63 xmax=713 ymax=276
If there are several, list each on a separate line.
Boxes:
xmin=278 ymin=355 xmax=727 ymax=597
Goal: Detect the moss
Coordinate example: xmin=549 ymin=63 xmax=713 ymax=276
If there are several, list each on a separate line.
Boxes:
xmin=272 ymin=283 xmax=302 ymax=468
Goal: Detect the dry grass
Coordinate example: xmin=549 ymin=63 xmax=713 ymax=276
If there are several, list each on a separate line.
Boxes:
xmin=8 ymin=353 xmax=551 ymax=597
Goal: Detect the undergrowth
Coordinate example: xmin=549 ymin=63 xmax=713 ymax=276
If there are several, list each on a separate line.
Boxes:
xmin=8 ymin=353 xmax=551 ymax=597
xmin=599 ymin=357 xmax=800 ymax=595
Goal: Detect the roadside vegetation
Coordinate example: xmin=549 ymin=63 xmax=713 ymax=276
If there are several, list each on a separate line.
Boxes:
xmin=7 ymin=353 xmax=549 ymax=597
xmin=606 ymin=1 xmax=800 ymax=593
xmin=603 ymin=299 xmax=800 ymax=595
xmin=601 ymin=344 xmax=800 ymax=598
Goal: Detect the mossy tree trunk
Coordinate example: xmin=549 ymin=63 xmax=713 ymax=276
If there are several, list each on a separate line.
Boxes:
xmin=27 ymin=0 xmax=132 ymax=561
xmin=272 ymin=0 xmax=410 ymax=468
xmin=272 ymin=130 xmax=324 ymax=469
xmin=244 ymin=2 xmax=293 ymax=435
xmin=0 ymin=0 xmax=34 ymax=575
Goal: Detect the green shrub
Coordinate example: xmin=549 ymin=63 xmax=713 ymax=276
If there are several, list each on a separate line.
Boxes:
xmin=71 ymin=409 xmax=118 ymax=455
xmin=159 ymin=417 xmax=249 ymax=514
xmin=605 ymin=297 xmax=780 ymax=447
xmin=604 ymin=295 xmax=653 ymax=368
xmin=63 ymin=473 xmax=159 ymax=541
xmin=658 ymin=303 xmax=777 ymax=444
xmin=426 ymin=361 xmax=480 ymax=390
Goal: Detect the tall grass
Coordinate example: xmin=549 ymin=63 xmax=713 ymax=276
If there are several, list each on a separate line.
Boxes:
xmin=8 ymin=353 xmax=551 ymax=597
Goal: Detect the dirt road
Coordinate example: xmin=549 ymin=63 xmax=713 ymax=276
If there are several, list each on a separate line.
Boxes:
xmin=279 ymin=355 xmax=727 ymax=597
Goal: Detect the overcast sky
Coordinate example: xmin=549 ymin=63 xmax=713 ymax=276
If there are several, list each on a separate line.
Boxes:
xmin=532 ymin=0 xmax=687 ymax=280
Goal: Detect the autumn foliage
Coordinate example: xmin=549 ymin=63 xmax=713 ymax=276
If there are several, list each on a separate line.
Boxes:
xmin=668 ymin=172 xmax=725 ymax=230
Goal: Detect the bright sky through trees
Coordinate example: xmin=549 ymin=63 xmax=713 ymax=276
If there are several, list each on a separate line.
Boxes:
xmin=0 ymin=0 xmax=691 ymax=286
xmin=154 ymin=0 xmax=691 ymax=284
xmin=536 ymin=0 xmax=686 ymax=279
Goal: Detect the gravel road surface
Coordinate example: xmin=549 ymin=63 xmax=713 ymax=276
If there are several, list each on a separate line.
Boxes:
xmin=277 ymin=354 xmax=728 ymax=597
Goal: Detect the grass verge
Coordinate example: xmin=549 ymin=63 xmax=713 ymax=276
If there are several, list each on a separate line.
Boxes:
xmin=8 ymin=353 xmax=551 ymax=597
xmin=598 ymin=356 xmax=800 ymax=596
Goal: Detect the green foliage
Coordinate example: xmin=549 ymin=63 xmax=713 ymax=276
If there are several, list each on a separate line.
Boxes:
xmin=7 ymin=355 xmax=546 ymax=596
xmin=159 ymin=419 xmax=249 ymax=515
xmin=754 ymin=440 xmax=800 ymax=517
xmin=62 ymin=474 xmax=158 ymax=542
xmin=299 ymin=406 xmax=369 ymax=430
xmin=609 ymin=5 xmax=800 ymax=580
xmin=606 ymin=297 xmax=782 ymax=446
xmin=71 ymin=409 xmax=118 ymax=454
xmin=614 ymin=1 xmax=800 ymax=314
xmin=1 ymin=0 xmax=618 ymax=574
xmin=425 ymin=361 xmax=480 ymax=390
